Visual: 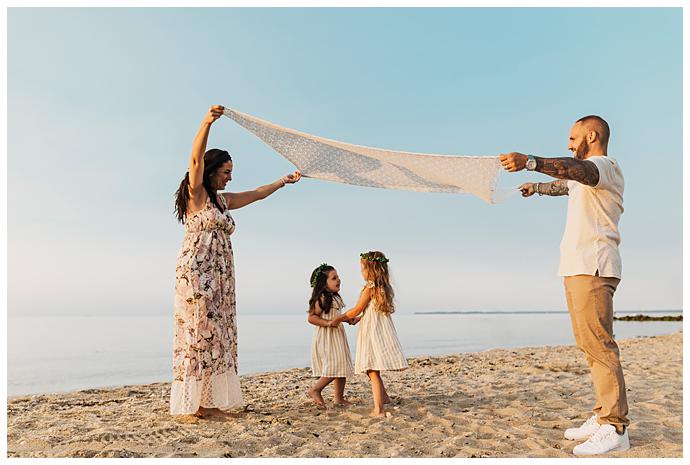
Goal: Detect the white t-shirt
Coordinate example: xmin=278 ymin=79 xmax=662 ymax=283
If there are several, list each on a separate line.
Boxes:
xmin=558 ymin=155 xmax=624 ymax=278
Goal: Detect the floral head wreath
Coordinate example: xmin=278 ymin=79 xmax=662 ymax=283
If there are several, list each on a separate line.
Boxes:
xmin=360 ymin=253 xmax=389 ymax=263
xmin=310 ymin=263 xmax=331 ymax=288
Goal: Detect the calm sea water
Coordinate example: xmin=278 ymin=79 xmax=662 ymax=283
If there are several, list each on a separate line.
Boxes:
xmin=7 ymin=312 xmax=682 ymax=397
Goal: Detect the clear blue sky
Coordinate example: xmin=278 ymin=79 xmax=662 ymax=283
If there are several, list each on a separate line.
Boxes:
xmin=8 ymin=7 xmax=682 ymax=316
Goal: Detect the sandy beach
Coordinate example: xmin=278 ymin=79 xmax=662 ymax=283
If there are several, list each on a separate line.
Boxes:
xmin=7 ymin=331 xmax=682 ymax=458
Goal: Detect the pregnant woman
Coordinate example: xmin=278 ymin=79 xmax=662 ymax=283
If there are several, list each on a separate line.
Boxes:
xmin=171 ymin=105 xmax=301 ymax=418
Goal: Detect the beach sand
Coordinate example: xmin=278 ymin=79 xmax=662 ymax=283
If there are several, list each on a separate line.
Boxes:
xmin=7 ymin=332 xmax=682 ymax=458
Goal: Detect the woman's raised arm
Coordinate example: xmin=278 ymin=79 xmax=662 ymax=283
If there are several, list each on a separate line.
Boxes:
xmin=189 ymin=105 xmax=224 ymax=193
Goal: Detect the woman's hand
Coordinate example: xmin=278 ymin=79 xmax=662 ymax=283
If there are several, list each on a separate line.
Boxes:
xmin=281 ymin=170 xmax=302 ymax=185
xmin=203 ymin=105 xmax=225 ymax=125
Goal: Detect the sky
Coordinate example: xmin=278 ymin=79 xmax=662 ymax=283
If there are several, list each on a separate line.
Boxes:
xmin=7 ymin=7 xmax=682 ymax=317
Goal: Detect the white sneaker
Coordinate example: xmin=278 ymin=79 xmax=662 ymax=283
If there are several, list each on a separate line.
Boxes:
xmin=564 ymin=415 xmax=601 ymax=440
xmin=572 ymin=424 xmax=630 ymax=456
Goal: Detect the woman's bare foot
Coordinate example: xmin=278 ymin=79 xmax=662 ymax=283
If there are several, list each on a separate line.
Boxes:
xmin=307 ymin=388 xmax=326 ymax=407
xmin=194 ymin=407 xmax=218 ymax=418
xmin=193 ymin=407 xmax=234 ymax=419
xmin=369 ymin=409 xmax=386 ymax=418
xmin=334 ymin=398 xmax=353 ymax=407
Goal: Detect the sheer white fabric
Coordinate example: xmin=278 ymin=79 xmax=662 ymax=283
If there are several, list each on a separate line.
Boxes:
xmin=170 ymin=371 xmax=243 ymax=415
xmin=223 ymin=108 xmax=505 ymax=204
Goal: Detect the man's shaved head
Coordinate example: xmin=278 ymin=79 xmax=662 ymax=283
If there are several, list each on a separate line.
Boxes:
xmin=575 ymin=115 xmax=610 ymax=146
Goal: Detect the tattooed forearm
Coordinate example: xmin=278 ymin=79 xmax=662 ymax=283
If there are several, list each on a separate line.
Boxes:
xmin=536 ymin=179 xmax=569 ymax=196
xmin=535 ymin=157 xmax=600 ymax=186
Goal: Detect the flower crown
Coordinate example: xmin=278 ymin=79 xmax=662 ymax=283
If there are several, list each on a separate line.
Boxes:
xmin=360 ymin=253 xmax=389 ymax=263
xmin=310 ymin=263 xmax=331 ymax=288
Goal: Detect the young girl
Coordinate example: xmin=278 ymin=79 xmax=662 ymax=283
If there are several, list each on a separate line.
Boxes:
xmin=333 ymin=251 xmax=408 ymax=417
xmin=306 ymin=263 xmax=356 ymax=407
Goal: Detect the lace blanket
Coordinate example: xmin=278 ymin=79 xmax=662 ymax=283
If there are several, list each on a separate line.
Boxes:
xmin=223 ymin=108 xmax=507 ymax=204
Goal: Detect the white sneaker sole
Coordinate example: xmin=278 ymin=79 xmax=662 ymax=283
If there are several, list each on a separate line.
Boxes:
xmin=573 ymin=442 xmax=630 ymax=456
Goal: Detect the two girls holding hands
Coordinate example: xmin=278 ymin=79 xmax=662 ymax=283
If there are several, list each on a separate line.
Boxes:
xmin=308 ymin=252 xmax=408 ymax=417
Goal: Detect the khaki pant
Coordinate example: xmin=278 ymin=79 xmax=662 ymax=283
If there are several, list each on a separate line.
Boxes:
xmin=564 ymin=274 xmax=629 ymax=433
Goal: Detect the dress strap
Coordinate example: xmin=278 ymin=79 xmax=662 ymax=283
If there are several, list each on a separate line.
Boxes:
xmin=332 ymin=295 xmax=345 ymax=310
xmin=218 ymin=193 xmax=228 ymax=210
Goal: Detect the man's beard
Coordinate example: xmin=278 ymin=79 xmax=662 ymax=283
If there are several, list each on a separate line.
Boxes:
xmin=574 ymin=141 xmax=589 ymax=160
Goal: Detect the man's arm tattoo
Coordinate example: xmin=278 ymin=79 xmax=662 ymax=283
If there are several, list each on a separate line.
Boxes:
xmin=535 ymin=157 xmax=600 ymax=186
xmin=537 ymin=179 xmax=569 ymax=196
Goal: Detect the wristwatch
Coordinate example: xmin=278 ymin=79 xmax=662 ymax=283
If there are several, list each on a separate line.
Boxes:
xmin=525 ymin=154 xmax=537 ymax=171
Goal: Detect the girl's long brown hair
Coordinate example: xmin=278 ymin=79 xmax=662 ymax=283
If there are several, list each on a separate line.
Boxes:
xmin=361 ymin=251 xmax=395 ymax=314
xmin=308 ymin=265 xmax=339 ymax=315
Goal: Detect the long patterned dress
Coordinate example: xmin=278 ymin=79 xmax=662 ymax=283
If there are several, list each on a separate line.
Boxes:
xmin=311 ymin=295 xmax=355 ymax=377
xmin=170 ymin=195 xmax=243 ymax=414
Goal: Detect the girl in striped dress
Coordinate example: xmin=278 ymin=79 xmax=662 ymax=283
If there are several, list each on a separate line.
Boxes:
xmin=333 ymin=251 xmax=408 ymax=417
xmin=306 ymin=263 xmax=356 ymax=407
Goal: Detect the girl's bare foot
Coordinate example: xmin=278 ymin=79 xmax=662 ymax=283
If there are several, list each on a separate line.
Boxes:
xmin=334 ymin=398 xmax=353 ymax=407
xmin=307 ymin=388 xmax=326 ymax=407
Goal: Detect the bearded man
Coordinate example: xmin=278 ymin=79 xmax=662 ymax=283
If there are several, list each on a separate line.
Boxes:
xmin=499 ymin=115 xmax=629 ymax=456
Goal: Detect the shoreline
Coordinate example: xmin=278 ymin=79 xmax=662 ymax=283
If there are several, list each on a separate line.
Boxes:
xmin=8 ymin=323 xmax=682 ymax=400
xmin=9 ymin=313 xmax=682 ymax=400
xmin=8 ymin=332 xmax=682 ymax=458
xmin=613 ymin=314 xmax=682 ymax=321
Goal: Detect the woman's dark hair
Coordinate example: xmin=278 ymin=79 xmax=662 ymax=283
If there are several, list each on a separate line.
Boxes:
xmin=174 ymin=149 xmax=232 ymax=223
xmin=309 ymin=265 xmax=338 ymax=315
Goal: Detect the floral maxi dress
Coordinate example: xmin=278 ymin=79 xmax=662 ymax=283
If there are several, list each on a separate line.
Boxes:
xmin=170 ymin=195 xmax=243 ymax=414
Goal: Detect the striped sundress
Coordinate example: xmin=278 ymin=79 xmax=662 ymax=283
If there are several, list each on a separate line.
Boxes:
xmin=311 ymin=295 xmax=355 ymax=377
xmin=354 ymin=281 xmax=408 ymax=373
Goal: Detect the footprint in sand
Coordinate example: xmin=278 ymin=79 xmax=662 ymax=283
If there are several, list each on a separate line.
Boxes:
xmin=66 ymin=426 xmax=198 ymax=445
xmin=341 ymin=407 xmax=370 ymax=421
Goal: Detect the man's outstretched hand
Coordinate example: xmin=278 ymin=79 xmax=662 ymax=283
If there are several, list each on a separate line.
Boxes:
xmin=499 ymin=152 xmax=528 ymax=172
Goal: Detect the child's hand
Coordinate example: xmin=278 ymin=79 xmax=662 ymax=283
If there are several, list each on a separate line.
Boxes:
xmin=352 ymin=316 xmax=362 ymax=325
xmin=328 ymin=320 xmax=341 ymax=328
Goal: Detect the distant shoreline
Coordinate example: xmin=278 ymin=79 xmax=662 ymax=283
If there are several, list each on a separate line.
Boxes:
xmin=414 ymin=310 xmax=683 ymax=315
xmin=613 ymin=314 xmax=682 ymax=322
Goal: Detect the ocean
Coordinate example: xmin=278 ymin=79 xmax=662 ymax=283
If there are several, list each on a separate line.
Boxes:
xmin=7 ymin=311 xmax=682 ymax=397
